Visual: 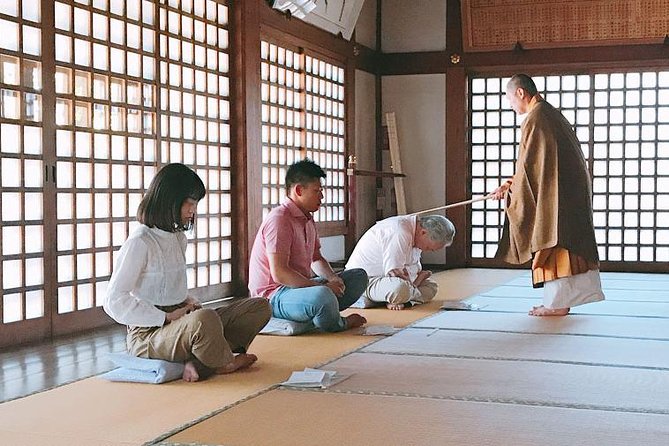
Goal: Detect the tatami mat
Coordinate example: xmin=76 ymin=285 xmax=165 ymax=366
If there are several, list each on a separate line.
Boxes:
xmin=507 ymin=274 xmax=669 ymax=290
xmin=322 ymin=352 xmax=669 ymax=413
xmin=0 ymin=268 xmax=515 ymax=446
xmin=362 ymin=328 xmax=669 ymax=369
xmin=480 ymin=285 xmax=669 ymax=302
xmin=0 ymin=333 xmax=375 ymax=446
xmin=413 ymin=311 xmax=669 ymax=340
xmin=161 ymin=270 xmax=669 ymax=446
xmin=468 ymin=295 xmax=669 ymax=317
xmin=7 ymin=268 xmax=668 ymax=445
xmin=164 ymin=390 xmax=669 ymax=446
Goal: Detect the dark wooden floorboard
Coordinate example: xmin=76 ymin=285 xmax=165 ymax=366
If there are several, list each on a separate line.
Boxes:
xmin=0 ymin=325 xmax=126 ymax=403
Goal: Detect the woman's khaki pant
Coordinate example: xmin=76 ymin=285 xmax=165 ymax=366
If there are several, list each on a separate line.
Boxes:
xmin=127 ymin=297 xmax=271 ymax=369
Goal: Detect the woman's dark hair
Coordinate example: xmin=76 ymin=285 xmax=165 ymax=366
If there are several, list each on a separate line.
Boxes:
xmin=137 ymin=163 xmax=206 ymax=232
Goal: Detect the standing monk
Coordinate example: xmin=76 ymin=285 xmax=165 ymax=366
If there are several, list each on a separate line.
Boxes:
xmin=492 ymin=74 xmax=605 ymax=316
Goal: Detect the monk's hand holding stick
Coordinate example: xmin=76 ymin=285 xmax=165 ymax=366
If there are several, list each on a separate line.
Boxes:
xmin=490 ymin=179 xmax=512 ymax=200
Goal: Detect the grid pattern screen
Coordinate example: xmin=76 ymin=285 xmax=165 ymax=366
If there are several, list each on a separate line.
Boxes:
xmin=469 ymin=72 xmax=669 ymax=264
xmin=158 ymin=0 xmax=232 ymax=291
xmin=0 ymin=0 xmax=232 ymax=330
xmin=53 ymin=0 xmax=159 ymax=314
xmin=260 ymin=41 xmax=303 ymax=218
xmin=260 ymin=40 xmax=346 ymax=226
xmin=1 ymin=0 xmax=45 ymax=323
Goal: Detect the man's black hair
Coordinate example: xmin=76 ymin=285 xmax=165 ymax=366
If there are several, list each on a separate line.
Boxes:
xmin=285 ymin=158 xmax=326 ymax=191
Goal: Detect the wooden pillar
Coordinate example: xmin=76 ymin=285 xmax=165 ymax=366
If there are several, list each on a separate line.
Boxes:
xmin=344 ymin=57 xmax=357 ymax=257
xmin=444 ymin=0 xmax=469 ymax=268
xmin=445 ymin=67 xmax=468 ymax=268
xmin=231 ymin=0 xmax=262 ymax=294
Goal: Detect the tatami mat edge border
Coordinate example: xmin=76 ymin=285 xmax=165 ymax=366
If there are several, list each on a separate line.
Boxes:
xmin=477 ymin=309 xmax=669 ymax=319
xmin=276 ymin=386 xmax=669 ymax=415
xmin=358 ymin=349 xmax=669 ymax=371
xmin=409 ymin=325 xmax=669 ymax=342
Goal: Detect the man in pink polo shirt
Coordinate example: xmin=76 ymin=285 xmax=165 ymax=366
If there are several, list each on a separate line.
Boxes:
xmin=249 ymin=159 xmax=368 ymax=332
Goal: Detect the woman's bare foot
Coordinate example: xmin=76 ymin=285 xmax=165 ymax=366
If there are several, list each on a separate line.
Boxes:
xmin=529 ymin=305 xmax=570 ymax=316
xmin=215 ymin=353 xmax=258 ymax=374
xmin=182 ymin=360 xmax=200 ymax=382
xmin=386 ymin=303 xmax=405 ymax=311
xmin=345 ymin=313 xmax=367 ymax=329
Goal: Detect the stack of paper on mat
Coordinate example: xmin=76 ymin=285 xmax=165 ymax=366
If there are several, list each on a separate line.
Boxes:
xmin=281 ymin=368 xmax=351 ymax=389
xmin=259 ymin=317 xmax=316 ymax=336
xmin=355 ymin=325 xmax=400 ymax=336
xmin=441 ymin=301 xmax=486 ymax=311
xmin=99 ymin=353 xmax=184 ymax=384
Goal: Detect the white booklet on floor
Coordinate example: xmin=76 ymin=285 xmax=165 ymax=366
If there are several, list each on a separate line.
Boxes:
xmin=441 ymin=301 xmax=486 ymax=311
xmin=353 ymin=325 xmax=400 ymax=336
xmin=281 ymin=368 xmax=352 ymax=388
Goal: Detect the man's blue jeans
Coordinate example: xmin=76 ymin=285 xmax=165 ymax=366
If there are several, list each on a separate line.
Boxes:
xmin=270 ymin=268 xmax=368 ymax=332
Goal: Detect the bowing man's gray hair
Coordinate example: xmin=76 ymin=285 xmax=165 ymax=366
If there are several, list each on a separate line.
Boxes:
xmin=417 ymin=215 xmax=456 ymax=246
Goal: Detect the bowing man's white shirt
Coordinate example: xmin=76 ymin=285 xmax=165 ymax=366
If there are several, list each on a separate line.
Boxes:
xmin=104 ymin=225 xmax=188 ymax=328
xmin=345 ymin=215 xmax=422 ymax=282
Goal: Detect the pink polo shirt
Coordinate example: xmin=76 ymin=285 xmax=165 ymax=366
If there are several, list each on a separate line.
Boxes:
xmin=248 ymin=198 xmax=324 ymax=298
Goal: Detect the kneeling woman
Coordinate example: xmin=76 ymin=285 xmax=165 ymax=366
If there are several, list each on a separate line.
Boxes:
xmin=104 ymin=163 xmax=271 ymax=382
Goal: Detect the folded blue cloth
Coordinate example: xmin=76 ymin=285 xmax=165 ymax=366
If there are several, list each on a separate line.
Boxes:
xmin=100 ymin=353 xmax=185 ymax=384
xmin=259 ymin=317 xmax=316 ymax=336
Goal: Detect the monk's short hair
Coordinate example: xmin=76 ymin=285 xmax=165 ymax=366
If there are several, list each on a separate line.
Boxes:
xmin=137 ymin=163 xmax=206 ymax=232
xmin=418 ymin=215 xmax=456 ymax=246
xmin=285 ymin=159 xmax=326 ymax=191
xmin=507 ymin=74 xmax=538 ymax=96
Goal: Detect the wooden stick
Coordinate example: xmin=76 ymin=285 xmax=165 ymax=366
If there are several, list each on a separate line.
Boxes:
xmin=410 ymin=194 xmax=494 ymax=216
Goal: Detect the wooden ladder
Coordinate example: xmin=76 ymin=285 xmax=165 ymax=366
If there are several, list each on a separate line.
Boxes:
xmin=384 ymin=112 xmax=407 ymax=215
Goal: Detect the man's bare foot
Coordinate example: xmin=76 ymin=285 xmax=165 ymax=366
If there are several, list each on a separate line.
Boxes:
xmin=182 ymin=360 xmax=200 ymax=382
xmin=345 ymin=313 xmax=367 ymax=329
xmin=529 ymin=305 xmax=570 ymax=316
xmin=386 ymin=303 xmax=405 ymax=311
xmin=215 ymin=353 xmax=258 ymax=374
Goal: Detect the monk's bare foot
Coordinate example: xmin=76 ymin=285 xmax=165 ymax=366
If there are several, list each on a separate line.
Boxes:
xmin=182 ymin=360 xmax=200 ymax=382
xmin=345 ymin=313 xmax=367 ymax=329
xmin=215 ymin=353 xmax=258 ymax=374
xmin=386 ymin=303 xmax=405 ymax=311
xmin=529 ymin=305 xmax=570 ymax=316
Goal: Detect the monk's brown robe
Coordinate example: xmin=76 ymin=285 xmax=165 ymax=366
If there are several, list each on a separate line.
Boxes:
xmin=496 ymin=98 xmax=599 ymax=286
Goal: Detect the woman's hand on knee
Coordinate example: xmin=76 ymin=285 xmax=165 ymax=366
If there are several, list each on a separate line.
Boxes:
xmin=164 ymin=304 xmax=197 ymax=324
xmin=184 ymin=295 xmax=202 ymax=309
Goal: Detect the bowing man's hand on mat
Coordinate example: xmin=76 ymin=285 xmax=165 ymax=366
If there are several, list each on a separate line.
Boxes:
xmin=388 ymin=267 xmax=410 ymax=281
xmin=413 ymin=270 xmax=432 ymax=287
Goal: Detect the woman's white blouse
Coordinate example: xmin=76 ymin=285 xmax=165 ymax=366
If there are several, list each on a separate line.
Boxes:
xmin=104 ymin=225 xmax=188 ymax=327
